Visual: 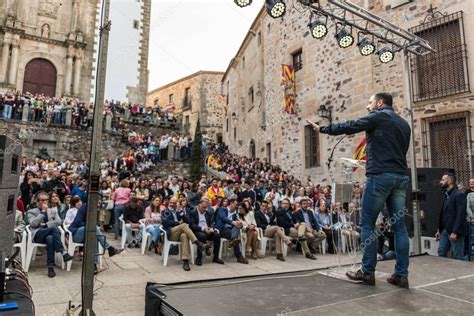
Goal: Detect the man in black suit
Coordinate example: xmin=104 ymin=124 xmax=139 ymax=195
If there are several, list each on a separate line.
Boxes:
xmin=188 ymin=199 xmax=225 ymax=265
xmin=256 ymin=200 xmax=291 ymax=261
xmin=293 ymin=198 xmax=326 ymax=254
xmin=436 ymin=173 xmax=467 ymax=261
xmin=276 ymin=198 xmax=316 ymax=260
xmin=242 ymin=180 xmax=257 ymax=206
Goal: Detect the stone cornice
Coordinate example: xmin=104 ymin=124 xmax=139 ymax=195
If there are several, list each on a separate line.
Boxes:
xmin=0 ymin=26 xmax=86 ymax=49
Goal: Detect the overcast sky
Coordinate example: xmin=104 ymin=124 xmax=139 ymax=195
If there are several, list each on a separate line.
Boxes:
xmin=148 ymin=0 xmax=262 ymax=89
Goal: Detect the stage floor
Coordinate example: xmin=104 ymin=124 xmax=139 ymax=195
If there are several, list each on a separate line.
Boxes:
xmin=158 ymin=255 xmax=474 ymax=315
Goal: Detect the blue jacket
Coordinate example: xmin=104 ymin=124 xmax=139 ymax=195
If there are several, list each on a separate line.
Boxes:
xmin=214 ymin=207 xmax=238 ymax=231
xmin=320 ymin=106 xmax=411 ymax=175
xmin=69 ymin=203 xmax=87 ymax=235
xmin=276 ymin=208 xmax=296 ymax=235
xmin=293 ymin=209 xmax=321 ymax=231
xmin=161 ymin=208 xmax=186 ymax=237
xmin=439 ymin=187 xmax=467 ymax=236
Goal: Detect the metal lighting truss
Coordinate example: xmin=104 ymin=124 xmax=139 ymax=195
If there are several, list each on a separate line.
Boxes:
xmin=298 ymin=0 xmax=435 ymax=56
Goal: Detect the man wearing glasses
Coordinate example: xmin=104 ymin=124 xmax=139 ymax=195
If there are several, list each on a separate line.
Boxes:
xmin=27 ymin=191 xmax=73 ymax=277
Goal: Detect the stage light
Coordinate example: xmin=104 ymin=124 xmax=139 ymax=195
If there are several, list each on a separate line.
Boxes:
xmin=377 ymin=47 xmax=395 ymax=63
xmin=234 ymin=0 xmax=252 ymax=7
xmin=266 ymin=0 xmax=286 ymax=19
xmin=309 ymin=20 xmax=328 ymax=39
xmin=335 ymin=29 xmax=354 ymax=48
xmin=357 ymin=38 xmax=375 ymax=56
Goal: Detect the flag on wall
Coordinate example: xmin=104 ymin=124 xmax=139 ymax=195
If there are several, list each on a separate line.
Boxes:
xmin=281 ymin=64 xmax=296 ymax=114
xmin=352 ymin=137 xmax=366 ymax=171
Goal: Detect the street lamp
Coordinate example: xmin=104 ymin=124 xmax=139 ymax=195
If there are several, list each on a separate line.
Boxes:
xmin=266 ymin=0 xmax=286 ymax=19
xmin=234 ymin=0 xmax=252 ymax=7
xmin=318 ymin=104 xmax=332 ymax=124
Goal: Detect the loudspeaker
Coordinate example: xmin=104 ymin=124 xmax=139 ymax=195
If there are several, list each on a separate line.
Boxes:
xmin=0 ymin=135 xmax=21 ymax=259
xmin=405 ymin=168 xmax=455 ymax=238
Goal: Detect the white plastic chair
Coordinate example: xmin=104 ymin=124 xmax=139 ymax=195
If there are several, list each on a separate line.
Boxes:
xmin=160 ymin=226 xmax=194 ymax=266
xmin=13 ymin=230 xmax=27 ymax=264
xmin=140 ymin=219 xmax=152 ymax=255
xmin=218 ymin=238 xmax=230 ymax=260
xmin=62 ymin=225 xmax=103 ymax=271
xmin=119 ymin=215 xmax=142 ymax=249
xmin=259 ymin=227 xmax=286 ymax=257
xmin=25 ymin=225 xmax=65 ymax=272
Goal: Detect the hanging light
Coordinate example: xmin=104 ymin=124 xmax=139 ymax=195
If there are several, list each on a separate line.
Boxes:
xmin=377 ymin=47 xmax=395 ymax=63
xmin=357 ymin=37 xmax=375 ymax=56
xmin=309 ymin=14 xmax=328 ymax=39
xmin=335 ymin=26 xmax=354 ymax=48
xmin=266 ymin=0 xmax=286 ymax=19
xmin=234 ymin=0 xmax=252 ymax=7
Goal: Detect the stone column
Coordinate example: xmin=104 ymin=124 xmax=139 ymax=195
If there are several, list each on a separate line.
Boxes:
xmin=0 ymin=42 xmax=10 ymax=83
xmin=64 ymin=56 xmax=73 ymax=95
xmin=8 ymin=42 xmax=19 ymax=85
xmin=22 ymin=103 xmax=28 ymax=122
xmin=105 ymin=114 xmax=112 ymax=131
xmin=16 ymin=0 xmax=25 ymax=20
xmin=72 ymin=57 xmax=82 ymax=96
xmin=65 ymin=109 xmax=72 ymax=126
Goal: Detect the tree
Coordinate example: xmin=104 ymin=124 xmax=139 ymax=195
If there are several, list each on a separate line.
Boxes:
xmin=189 ymin=118 xmax=203 ymax=181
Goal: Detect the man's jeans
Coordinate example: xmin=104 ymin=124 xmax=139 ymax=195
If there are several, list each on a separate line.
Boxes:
xmin=125 ymin=223 xmax=144 ymax=244
xmin=114 ymin=204 xmax=125 ymax=238
xmin=146 ymin=224 xmax=161 ymax=243
xmin=3 ymin=104 xmax=12 ymax=119
xmin=360 ymin=173 xmax=410 ymax=277
xmin=73 ymin=226 xmax=110 ymax=263
xmin=34 ymin=226 xmax=65 ymax=267
xmin=438 ymin=229 xmax=465 ymax=260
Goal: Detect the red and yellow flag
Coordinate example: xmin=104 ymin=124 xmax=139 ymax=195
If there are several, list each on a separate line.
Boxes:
xmin=281 ymin=64 xmax=296 ymax=114
xmin=353 ymin=137 xmax=366 ymax=171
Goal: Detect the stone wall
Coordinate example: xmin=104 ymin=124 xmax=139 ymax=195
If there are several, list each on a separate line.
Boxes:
xmin=146 ymin=71 xmax=226 ymax=141
xmin=222 ymin=0 xmax=474 ymax=185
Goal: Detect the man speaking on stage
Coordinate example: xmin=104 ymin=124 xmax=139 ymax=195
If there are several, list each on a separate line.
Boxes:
xmin=308 ymin=92 xmax=412 ymax=288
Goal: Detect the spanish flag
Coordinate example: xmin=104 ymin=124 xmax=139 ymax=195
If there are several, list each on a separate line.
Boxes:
xmin=353 ymin=137 xmax=366 ymax=171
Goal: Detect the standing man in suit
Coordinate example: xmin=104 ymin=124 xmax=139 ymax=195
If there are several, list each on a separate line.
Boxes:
xmin=308 ymin=93 xmax=411 ymax=288
xmin=276 ymin=198 xmax=316 ymax=260
xmin=436 ymin=173 xmax=467 ymax=261
xmin=214 ymin=198 xmax=248 ymax=264
xmin=188 ymin=199 xmax=224 ymax=265
xmin=242 ymin=180 xmax=257 ymax=207
xmin=162 ymin=197 xmax=204 ymax=271
xmin=27 ymin=191 xmax=73 ymax=277
xmin=255 ymin=200 xmax=291 ymax=261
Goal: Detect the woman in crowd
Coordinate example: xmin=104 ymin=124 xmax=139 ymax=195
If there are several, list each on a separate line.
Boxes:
xmin=136 ymin=179 xmax=150 ymax=207
xmin=316 ymin=199 xmax=337 ymax=254
xmin=64 ymin=196 xmax=83 ymax=226
xmin=238 ymin=202 xmax=260 ymax=259
xmin=111 ymin=179 xmax=131 ymax=239
xmin=59 ymin=195 xmax=72 ymax=220
xmin=144 ymin=196 xmax=163 ymax=254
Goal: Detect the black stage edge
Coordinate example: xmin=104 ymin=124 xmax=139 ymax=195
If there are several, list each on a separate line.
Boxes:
xmin=152 ymin=255 xmax=474 ymax=316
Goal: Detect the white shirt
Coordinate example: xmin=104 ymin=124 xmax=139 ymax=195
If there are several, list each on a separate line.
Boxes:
xmin=170 ymin=184 xmax=180 ymax=195
xmin=64 ymin=207 xmax=79 ymax=225
xmin=198 ymin=212 xmax=208 ymax=229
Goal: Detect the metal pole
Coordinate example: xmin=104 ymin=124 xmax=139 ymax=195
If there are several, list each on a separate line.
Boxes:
xmin=80 ymin=0 xmax=111 ymax=315
xmin=403 ymin=48 xmax=421 ymax=255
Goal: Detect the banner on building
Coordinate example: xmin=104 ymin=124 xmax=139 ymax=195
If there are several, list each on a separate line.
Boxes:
xmin=281 ymin=64 xmax=296 ymax=114
xmin=352 ymin=137 xmax=366 ymax=171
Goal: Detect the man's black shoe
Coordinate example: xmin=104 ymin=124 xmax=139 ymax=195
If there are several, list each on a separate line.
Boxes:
xmin=195 ymin=258 xmax=202 ymax=266
xmin=305 ymin=253 xmax=317 ymax=260
xmin=48 ymin=267 xmax=56 ymax=278
xmin=63 ymin=253 xmax=74 ymax=263
xmin=346 ymin=269 xmax=375 ymax=285
xmin=212 ymin=257 xmax=225 ymax=264
xmin=277 ymin=254 xmax=285 ymax=262
xmin=183 ymin=260 xmax=191 ymax=271
xmin=108 ymin=246 xmax=123 ymax=257
xmin=387 ymin=274 xmax=409 ymax=288
xmin=148 ymin=241 xmax=155 ymax=252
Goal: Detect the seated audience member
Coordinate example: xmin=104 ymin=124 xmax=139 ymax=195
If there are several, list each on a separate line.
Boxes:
xmin=123 ymin=197 xmax=145 ymax=248
xmin=333 ymin=201 xmax=360 ymax=251
xmin=64 ymin=196 xmax=82 ymax=226
xmin=15 ymin=209 xmax=26 ymax=243
xmin=214 ymin=198 xmax=249 ymax=264
xmin=255 ymin=200 xmax=291 ymax=261
xmin=207 ymin=178 xmax=225 ymax=207
xmin=69 ymin=203 xmax=123 ymax=273
xmin=188 ymin=199 xmax=224 ymax=265
xmin=316 ymin=199 xmax=337 ymax=254
xmin=144 ymin=196 xmax=163 ymax=254
xmin=276 ymin=198 xmax=316 ymax=260
xmin=293 ymin=198 xmax=326 ymax=254
xmin=238 ymin=202 xmax=259 ymax=259
xmin=162 ymin=197 xmax=203 ymax=271
xmin=27 ymin=191 xmax=73 ymax=277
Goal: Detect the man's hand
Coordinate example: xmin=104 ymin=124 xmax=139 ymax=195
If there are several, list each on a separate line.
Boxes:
xmin=306 ymin=120 xmax=320 ymax=131
xmin=449 ymin=232 xmax=457 ymax=241
xmin=178 ymin=219 xmax=183 ymax=224
xmin=434 ymin=230 xmax=440 ymax=241
xmin=294 ymin=223 xmax=300 ymax=229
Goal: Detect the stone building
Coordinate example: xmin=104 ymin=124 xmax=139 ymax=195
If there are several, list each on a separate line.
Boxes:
xmin=146 ymin=71 xmax=226 ymax=142
xmin=0 ymin=0 xmax=98 ymax=100
xmin=222 ymin=0 xmax=474 ymax=185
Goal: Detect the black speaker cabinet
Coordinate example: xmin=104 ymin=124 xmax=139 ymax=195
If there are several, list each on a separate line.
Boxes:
xmin=405 ymin=168 xmax=455 ymax=238
xmin=0 ymin=135 xmax=21 ymax=259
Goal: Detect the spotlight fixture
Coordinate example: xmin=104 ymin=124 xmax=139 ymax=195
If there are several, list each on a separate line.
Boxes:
xmin=234 ymin=0 xmax=252 ymax=7
xmin=335 ymin=27 xmax=354 ymax=48
xmin=377 ymin=47 xmax=395 ymax=63
xmin=265 ymin=0 xmax=286 ymax=19
xmin=309 ymin=18 xmax=328 ymax=39
xmin=357 ymin=37 xmax=375 ymax=56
